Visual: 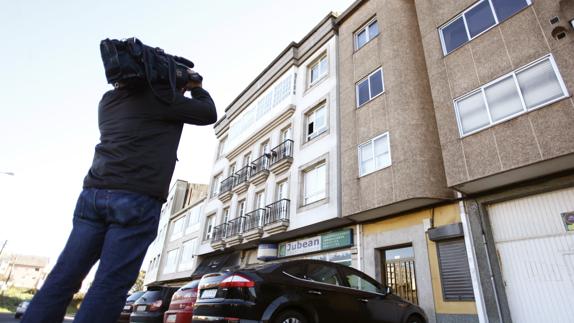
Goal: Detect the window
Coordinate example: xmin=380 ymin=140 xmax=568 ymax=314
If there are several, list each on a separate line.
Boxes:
xmin=179 ymin=238 xmax=197 ymax=271
xmin=309 ymin=55 xmax=328 ymax=85
xmin=440 ymin=0 xmax=531 ymax=55
xmin=203 ymin=214 xmax=215 ymax=241
xmin=243 ymin=152 xmax=251 ymax=167
xmin=303 ymin=162 xmax=326 ymax=205
xmin=260 ymin=140 xmax=271 ymax=156
xmin=356 ymin=68 xmax=384 ymax=107
xmin=305 ymin=264 xmax=340 ymax=286
xmin=355 ymin=19 xmax=379 ymax=50
xmin=455 ymin=55 xmax=568 ymax=136
xmin=170 ymin=216 xmax=186 ymax=241
xmin=228 ymin=163 xmax=236 ymax=177
xmin=163 ymin=248 xmax=179 ymax=274
xmin=382 ymin=246 xmax=418 ymax=304
xmin=340 ymin=267 xmax=383 ymax=294
xmin=217 ymin=137 xmax=227 ymax=159
xmin=281 ymin=126 xmax=292 ymax=142
xmin=211 ymin=174 xmax=222 ymax=198
xmin=359 ymin=133 xmax=391 ymax=176
xmin=222 ymin=207 xmax=230 ymax=224
xmin=437 ymin=239 xmax=475 ymax=300
xmin=255 ymin=191 xmax=266 ymax=209
xmin=276 ymin=180 xmax=289 ymax=201
xmin=185 ymin=204 xmax=202 ymax=234
xmin=306 ymin=104 xmax=327 ymax=141
xmin=237 ymin=200 xmax=246 ymax=218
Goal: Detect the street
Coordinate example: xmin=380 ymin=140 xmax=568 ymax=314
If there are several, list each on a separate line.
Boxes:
xmin=0 ymin=313 xmax=72 ymax=322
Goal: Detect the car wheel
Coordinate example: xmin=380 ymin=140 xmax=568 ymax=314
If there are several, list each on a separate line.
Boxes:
xmin=273 ymin=310 xmax=308 ymax=323
xmin=406 ymin=315 xmax=425 ymax=323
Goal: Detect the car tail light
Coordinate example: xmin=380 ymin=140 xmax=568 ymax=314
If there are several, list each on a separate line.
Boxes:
xmin=149 ymin=299 xmax=163 ymax=312
xmin=219 ymin=274 xmax=255 ymax=288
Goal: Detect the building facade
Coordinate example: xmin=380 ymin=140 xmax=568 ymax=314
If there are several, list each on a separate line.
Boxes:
xmin=415 ymin=0 xmax=574 ymax=322
xmin=144 ymin=181 xmax=207 ymax=286
xmin=0 ymin=254 xmax=49 ymax=290
xmin=194 ymin=12 xmax=359 ymax=275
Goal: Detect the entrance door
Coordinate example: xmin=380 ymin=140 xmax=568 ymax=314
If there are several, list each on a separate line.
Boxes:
xmin=488 ymin=187 xmax=574 ymax=323
xmin=382 ymin=246 xmax=418 ymax=305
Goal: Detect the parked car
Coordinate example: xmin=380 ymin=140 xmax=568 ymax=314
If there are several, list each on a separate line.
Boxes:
xmin=130 ymin=286 xmax=179 ymax=323
xmin=14 ymin=300 xmax=30 ymax=319
xmin=192 ymin=259 xmax=427 ymax=323
xmin=163 ymin=280 xmax=200 ymax=323
xmin=118 ymin=291 xmax=146 ymax=323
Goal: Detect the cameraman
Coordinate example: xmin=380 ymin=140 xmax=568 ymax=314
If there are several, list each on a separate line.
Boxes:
xmin=22 ymin=69 xmax=217 ymax=323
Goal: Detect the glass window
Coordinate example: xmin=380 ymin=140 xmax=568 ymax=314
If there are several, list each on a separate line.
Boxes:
xmin=465 ymin=1 xmax=496 ymax=38
xmin=516 ymin=59 xmax=565 ymax=110
xmin=310 ymin=56 xmax=328 ymax=85
xmin=306 ymin=105 xmax=327 ymax=141
xmin=440 ymin=0 xmax=531 ymax=55
xmin=276 ymin=180 xmax=289 ymax=201
xmin=340 ymin=268 xmax=382 ymax=294
xmin=237 ymin=200 xmax=246 ymax=218
xmin=222 ymin=207 xmax=230 ymax=224
xmin=217 ymin=137 xmax=226 ymax=159
xmin=355 ymin=19 xmax=379 ymax=50
xmin=281 ymin=126 xmax=292 ymax=142
xmin=163 ymin=249 xmax=179 ymax=274
xmin=211 ymin=174 xmax=222 ymax=198
xmin=356 ymin=69 xmax=384 ymax=107
xmin=484 ymin=76 xmax=524 ymax=122
xmin=304 ymin=163 xmax=326 ymax=205
xmin=441 ymin=17 xmax=468 ymax=54
xmin=491 ymin=0 xmax=529 ymax=22
xmin=456 ymin=92 xmax=490 ymax=134
xmin=359 ymin=133 xmax=391 ymax=176
xmin=179 ymin=238 xmax=197 ymax=270
xmin=170 ymin=216 xmax=186 ymax=242
xmin=306 ymin=264 xmax=341 ymax=286
xmin=454 ymin=55 xmax=567 ymax=136
xmin=255 ymin=191 xmax=266 ymax=209
xmin=203 ymin=214 xmax=214 ymax=241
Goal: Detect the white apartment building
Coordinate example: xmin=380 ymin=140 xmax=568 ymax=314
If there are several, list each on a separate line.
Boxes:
xmin=194 ymin=13 xmax=358 ymax=276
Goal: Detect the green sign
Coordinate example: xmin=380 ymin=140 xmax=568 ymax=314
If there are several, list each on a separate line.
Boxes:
xmin=278 ymin=229 xmax=353 ymax=257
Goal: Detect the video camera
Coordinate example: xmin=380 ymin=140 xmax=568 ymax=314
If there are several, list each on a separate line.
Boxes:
xmin=100 ymin=37 xmax=202 ymax=103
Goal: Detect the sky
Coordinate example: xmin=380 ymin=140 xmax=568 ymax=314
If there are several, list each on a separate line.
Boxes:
xmin=0 ymin=0 xmax=355 ymax=268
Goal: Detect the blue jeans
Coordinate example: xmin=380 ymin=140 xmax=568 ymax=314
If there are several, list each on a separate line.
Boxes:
xmin=22 ymin=188 xmax=161 ymax=323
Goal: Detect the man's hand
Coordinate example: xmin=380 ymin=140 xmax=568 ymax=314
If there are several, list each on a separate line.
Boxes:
xmin=185 ymin=69 xmax=203 ymax=90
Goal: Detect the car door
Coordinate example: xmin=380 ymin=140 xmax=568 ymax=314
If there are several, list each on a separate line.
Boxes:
xmin=338 ymin=266 xmax=402 ymax=323
xmin=300 ymin=262 xmax=369 ymax=323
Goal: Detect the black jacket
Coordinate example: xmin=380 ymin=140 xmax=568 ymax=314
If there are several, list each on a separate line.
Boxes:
xmin=83 ymin=85 xmax=217 ymax=201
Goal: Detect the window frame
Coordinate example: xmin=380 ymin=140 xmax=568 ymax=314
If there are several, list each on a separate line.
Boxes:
xmin=210 ymin=173 xmax=222 ymax=198
xmin=358 ymin=132 xmax=392 ymax=177
xmin=237 ymin=199 xmax=246 ymax=218
xmin=303 ymin=162 xmax=327 ymax=205
xmin=217 ymin=137 xmax=227 ymax=159
xmin=356 ymin=68 xmax=385 ymax=108
xmin=439 ymin=0 xmax=532 ymax=56
xmin=454 ymin=54 xmax=569 ymax=137
xmin=308 ymin=54 xmax=329 ymax=86
xmin=305 ymin=103 xmax=328 ymax=142
xmin=203 ymin=214 xmax=215 ymax=241
xmin=355 ymin=18 xmax=380 ymax=50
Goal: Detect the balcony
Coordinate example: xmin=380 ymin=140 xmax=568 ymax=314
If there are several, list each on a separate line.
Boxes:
xmin=263 ymin=199 xmax=290 ymax=235
xmin=232 ymin=166 xmax=251 ymax=195
xmin=269 ymin=140 xmax=293 ymax=174
xmin=242 ymin=209 xmax=266 ymax=242
xmin=218 ymin=176 xmax=235 ymax=202
xmin=210 ymin=224 xmax=227 ymax=250
xmin=224 ymin=217 xmax=243 ymax=247
xmin=250 ymin=154 xmax=270 ymax=186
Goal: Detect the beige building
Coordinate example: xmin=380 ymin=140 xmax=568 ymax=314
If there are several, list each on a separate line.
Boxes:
xmin=338 ymin=0 xmax=574 ymax=323
xmin=0 ymin=254 xmax=49 ymax=290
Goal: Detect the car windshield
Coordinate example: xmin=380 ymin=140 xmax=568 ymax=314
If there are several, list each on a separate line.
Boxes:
xmin=138 ymin=291 xmax=161 ymax=303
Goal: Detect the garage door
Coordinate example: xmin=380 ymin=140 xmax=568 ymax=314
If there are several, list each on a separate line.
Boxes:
xmin=488 ymin=187 xmax=574 ymax=323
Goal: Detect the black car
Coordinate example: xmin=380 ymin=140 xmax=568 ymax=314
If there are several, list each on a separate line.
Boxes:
xmin=192 ymin=259 xmax=427 ymax=323
xmin=129 ymin=286 xmax=179 ymax=323
xmin=118 ymin=291 xmax=146 ymax=323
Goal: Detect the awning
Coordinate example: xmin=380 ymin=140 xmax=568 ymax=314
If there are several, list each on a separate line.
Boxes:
xmin=191 ymin=251 xmax=240 ymax=278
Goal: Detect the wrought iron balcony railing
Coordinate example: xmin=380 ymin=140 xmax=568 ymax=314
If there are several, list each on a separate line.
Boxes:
xmin=219 ymin=176 xmax=235 ymax=195
xmin=265 ymin=199 xmax=290 ymax=225
xmin=270 ymin=139 xmax=294 ymax=165
xmin=243 ymin=208 xmax=266 ymax=231
xmin=212 ymin=223 xmax=227 ymax=242
xmin=225 ymin=217 xmax=243 ymax=238
xmin=250 ymin=154 xmax=270 ymax=177
xmin=234 ymin=166 xmax=251 ymax=186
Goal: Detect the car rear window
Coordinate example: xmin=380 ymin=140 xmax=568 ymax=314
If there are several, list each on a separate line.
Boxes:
xmin=138 ymin=291 xmax=161 ymax=303
xmin=126 ymin=291 xmax=145 ymax=302
xmin=181 ymin=279 xmax=200 ymax=290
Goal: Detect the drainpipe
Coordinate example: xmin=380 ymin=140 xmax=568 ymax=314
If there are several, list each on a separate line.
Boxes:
xmin=457 ymin=193 xmax=488 ymax=323
xmin=356 ymin=223 xmax=363 ymax=271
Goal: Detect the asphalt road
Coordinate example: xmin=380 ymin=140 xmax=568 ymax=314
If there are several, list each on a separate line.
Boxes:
xmin=0 ymin=313 xmax=73 ymax=322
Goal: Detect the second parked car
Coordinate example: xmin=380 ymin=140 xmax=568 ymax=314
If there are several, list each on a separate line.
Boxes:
xmin=129 ymin=286 xmax=178 ymax=323
xmin=192 ymin=259 xmax=427 ymax=323
xmin=163 ymin=280 xmax=200 ymax=323
xmin=118 ymin=291 xmax=145 ymax=323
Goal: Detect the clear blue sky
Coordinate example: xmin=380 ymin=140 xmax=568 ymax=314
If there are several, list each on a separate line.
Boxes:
xmin=0 ymin=0 xmax=355 ymax=266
